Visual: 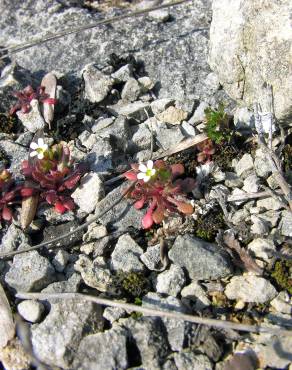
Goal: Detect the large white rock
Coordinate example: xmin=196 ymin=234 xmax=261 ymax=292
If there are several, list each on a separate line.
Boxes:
xmin=209 ymin=0 xmax=292 ymax=122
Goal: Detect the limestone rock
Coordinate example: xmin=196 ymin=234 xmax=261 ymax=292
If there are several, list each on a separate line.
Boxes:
xmin=209 ymin=0 xmax=292 ymax=122
xmin=225 ymin=275 xmax=277 ymax=303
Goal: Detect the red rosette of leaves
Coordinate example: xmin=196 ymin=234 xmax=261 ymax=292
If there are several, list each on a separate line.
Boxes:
xmin=22 ymin=144 xmax=87 ymax=214
xmin=196 ymin=138 xmax=216 ymax=163
xmin=123 ymin=160 xmax=195 ymax=229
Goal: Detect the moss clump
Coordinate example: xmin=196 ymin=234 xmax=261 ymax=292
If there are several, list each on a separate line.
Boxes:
xmin=283 ymin=144 xmax=292 ymax=172
xmin=112 ymin=271 xmax=150 ymax=300
xmin=271 ymin=260 xmax=292 ymax=295
xmin=212 ymin=143 xmax=238 ymax=171
xmin=0 ymin=113 xmax=17 ymax=134
xmin=204 ymin=104 xmax=233 ymax=145
xmin=194 ymin=210 xmax=225 ymax=242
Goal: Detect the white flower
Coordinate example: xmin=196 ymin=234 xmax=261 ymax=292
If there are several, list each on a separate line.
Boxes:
xmin=137 ymin=160 xmax=156 ymax=183
xmin=29 ymin=138 xmax=48 ymax=159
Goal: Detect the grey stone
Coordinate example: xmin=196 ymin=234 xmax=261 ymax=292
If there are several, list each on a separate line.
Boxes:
xmin=181 ymin=121 xmax=196 ymax=137
xmin=250 ymin=215 xmax=270 ymax=235
xmin=74 ymin=255 xmax=112 ymax=292
xmin=111 ymin=234 xmax=144 ymax=273
xmin=142 ymin=292 xmax=187 ymax=352
xmin=149 ymin=9 xmax=170 ymax=22
xmin=91 ymin=117 xmax=115 ymax=133
xmin=120 ymin=317 xmax=170 ymax=368
xmin=230 ymin=188 xmax=248 ymax=206
xmin=0 ymin=1 xmax=222 ymax=107
xmin=224 ymin=172 xmax=243 ymax=188
xmin=174 ymin=352 xmax=212 ymax=370
xmin=156 ymin=124 xmax=185 ymax=150
xmin=71 ymin=172 xmax=104 ymax=214
xmin=0 ymin=224 xmax=30 ymax=254
xmin=140 ymin=244 xmax=161 ymax=271
xmin=73 ymin=327 xmax=128 ymax=370
xmin=95 ymin=182 xmax=144 ymax=231
xmin=247 ymin=238 xmax=276 ymax=261
xmin=31 ymin=298 xmax=104 ymax=369
xmin=108 ymin=101 xmax=151 ymax=122
xmin=251 ymin=333 xmax=292 ymax=369
xmin=83 ymin=64 xmax=113 ymax=103
xmin=169 ymin=234 xmax=232 ymax=280
xmin=17 ymin=300 xmax=44 ymax=323
xmin=103 ymin=307 xmax=126 ymax=323
xmin=150 ymin=98 xmax=174 ymax=115
xmin=129 ymin=122 xmax=152 ymax=153
xmin=37 ymin=205 xmax=75 ymax=224
xmin=243 ymin=173 xmax=259 ymax=193
xmin=189 ymin=101 xmax=209 ymax=124
xmin=0 ymin=139 xmax=28 ymax=172
xmin=111 ymin=64 xmax=133 ymax=82
xmin=155 ymin=264 xmax=186 ymax=296
xmin=42 ymin=273 xmax=81 ymax=295
xmin=209 ymin=0 xmax=292 ymax=121
xmin=16 ymin=99 xmax=45 ymax=133
xmin=42 ymin=220 xmax=82 ymax=248
xmin=235 ymin=154 xmax=254 ymax=178
xmin=5 ymin=251 xmax=55 ymax=292
xmin=225 ymin=275 xmax=277 ymax=303
xmin=256 ymin=197 xmax=284 ymax=211
xmin=254 ymin=148 xmax=273 ymax=178
xmin=87 ymin=137 xmax=113 ymax=173
xmin=259 ymin=210 xmax=281 ymax=228
xmin=52 ymin=250 xmax=70 ymax=272
xmin=15 ymin=131 xmax=34 ymax=146
xmin=138 ymin=76 xmax=155 ymax=91
xmin=280 ymin=210 xmax=292 ymax=237
xmin=156 ymin=106 xmax=188 ymax=125
xmin=121 ymin=78 xmax=141 ymax=102
xmin=98 ymin=116 xmax=131 ymax=152
xmin=270 ymin=292 xmax=292 ymax=315
xmin=78 ymin=131 xmax=98 ymax=150
xmin=231 ymin=209 xmax=249 ymax=225
xmin=181 ymin=281 xmax=211 ymax=310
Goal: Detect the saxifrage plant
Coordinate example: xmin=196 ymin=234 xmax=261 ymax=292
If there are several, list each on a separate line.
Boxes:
xmin=9 ymin=85 xmax=57 ymax=116
xmin=123 ymin=160 xmax=195 ymax=229
xmin=22 ymin=141 xmax=87 ymax=214
xmin=0 ymin=169 xmax=34 ymax=223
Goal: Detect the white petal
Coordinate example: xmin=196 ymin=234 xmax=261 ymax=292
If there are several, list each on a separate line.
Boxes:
xmin=42 ymin=143 xmax=48 ymax=151
xmin=38 ymin=138 xmax=45 ymax=147
xmin=137 ymin=173 xmax=146 ymax=180
xmin=143 ymin=176 xmax=150 ymax=183
xmin=30 ymin=151 xmax=38 ymax=157
xmin=138 ymin=163 xmax=147 ymax=173
xmin=147 ymin=160 xmax=154 ymax=169
xmin=38 ymin=152 xmax=44 ymax=159
xmin=30 ymin=142 xmax=38 ymax=150
xmin=150 ymin=168 xmax=156 ymax=176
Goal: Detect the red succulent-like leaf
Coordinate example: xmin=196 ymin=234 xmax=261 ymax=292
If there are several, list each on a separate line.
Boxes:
xmin=3 ymin=190 xmax=16 ymax=202
xmin=63 ymin=173 xmax=82 ymax=190
xmin=45 ymin=191 xmax=58 ymax=205
xmin=54 ymin=202 xmax=67 ymax=214
xmin=20 ymin=187 xmax=36 ymax=197
xmin=124 ymin=171 xmax=138 ymax=181
xmin=152 ymin=204 xmax=165 ymax=224
xmin=2 ymin=206 xmax=12 ymax=221
xmin=134 ymin=197 xmax=145 ymax=210
xmin=142 ymin=208 xmax=154 ymax=229
xmin=43 ymin=98 xmax=57 ymax=105
xmin=61 ymin=197 xmax=75 ymax=211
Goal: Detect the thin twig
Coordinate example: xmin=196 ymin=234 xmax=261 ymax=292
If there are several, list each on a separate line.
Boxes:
xmin=0 ymin=183 xmax=136 ymax=259
xmin=15 ymin=292 xmax=292 ymax=335
xmin=227 ymin=189 xmax=284 ymax=203
xmin=0 ymin=0 xmax=192 ymax=60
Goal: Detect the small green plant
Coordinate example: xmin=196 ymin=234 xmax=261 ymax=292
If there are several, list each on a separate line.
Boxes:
xmin=271 ymin=260 xmax=292 ymax=294
xmin=204 ymin=104 xmax=232 ymax=145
